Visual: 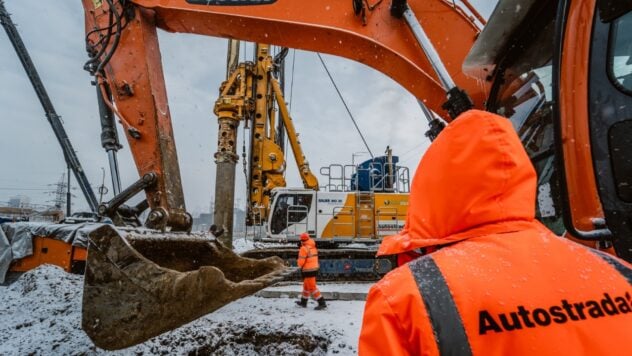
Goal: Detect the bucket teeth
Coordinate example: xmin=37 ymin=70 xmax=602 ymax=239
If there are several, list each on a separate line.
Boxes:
xmin=82 ymin=225 xmax=289 ymax=350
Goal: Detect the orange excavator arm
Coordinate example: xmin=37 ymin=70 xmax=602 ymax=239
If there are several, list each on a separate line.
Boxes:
xmin=132 ymin=0 xmax=486 ymax=111
xmin=81 ymin=0 xmax=486 ymax=230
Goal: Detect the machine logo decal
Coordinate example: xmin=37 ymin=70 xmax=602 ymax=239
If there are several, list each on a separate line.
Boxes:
xmin=186 ymin=0 xmax=277 ymax=5
xmin=377 ymin=222 xmax=405 ymax=231
xmin=317 ymin=198 xmax=344 ymax=204
xmin=92 ymin=0 xmax=103 ymax=9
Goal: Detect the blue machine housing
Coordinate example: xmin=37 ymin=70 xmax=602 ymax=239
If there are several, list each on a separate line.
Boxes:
xmin=350 ymin=155 xmax=399 ymax=192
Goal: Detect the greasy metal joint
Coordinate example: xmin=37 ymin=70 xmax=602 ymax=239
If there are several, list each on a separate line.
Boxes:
xmin=425 ymin=118 xmax=446 ymax=141
xmin=168 ymin=211 xmax=193 ymax=232
xmin=97 ymin=203 xmax=108 ymax=216
xmin=128 ymin=127 xmax=141 ymax=139
xmin=116 ymin=81 xmax=134 ymax=97
xmin=390 ymin=0 xmax=407 ymax=18
xmin=142 ymin=172 xmax=157 ymax=185
xmin=145 ymin=208 xmax=191 ymax=232
xmin=147 ymin=208 xmax=165 ymax=222
xmin=442 ymin=87 xmax=474 ymax=119
xmin=146 ymin=207 xmax=168 ymax=231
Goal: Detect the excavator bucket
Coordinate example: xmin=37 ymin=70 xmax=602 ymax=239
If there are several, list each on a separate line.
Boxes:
xmin=81 ymin=225 xmax=290 ymax=350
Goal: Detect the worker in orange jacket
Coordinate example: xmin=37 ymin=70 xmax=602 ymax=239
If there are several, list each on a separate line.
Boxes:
xmin=358 ymin=110 xmax=632 ymax=355
xmin=296 ymin=232 xmax=326 ymax=310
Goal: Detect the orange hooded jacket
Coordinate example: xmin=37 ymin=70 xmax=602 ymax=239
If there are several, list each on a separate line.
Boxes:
xmin=358 ymin=110 xmax=632 ymax=355
xmin=298 ymin=237 xmax=319 ymax=274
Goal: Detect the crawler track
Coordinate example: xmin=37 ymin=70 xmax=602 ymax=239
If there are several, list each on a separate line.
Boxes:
xmin=241 ymin=248 xmax=396 ymax=281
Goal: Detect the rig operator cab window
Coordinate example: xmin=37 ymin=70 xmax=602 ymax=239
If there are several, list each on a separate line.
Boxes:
xmin=491 ymin=1 xmax=563 ymax=234
xmin=609 ymin=11 xmax=632 ymax=93
xmin=489 ymin=2 xmax=631 ymax=256
xmin=269 ymin=192 xmax=313 ymax=236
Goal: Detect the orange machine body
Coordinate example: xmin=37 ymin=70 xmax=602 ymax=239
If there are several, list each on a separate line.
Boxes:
xmin=10 ymin=236 xmax=86 ymax=273
xmin=559 ymin=0 xmax=604 ymax=233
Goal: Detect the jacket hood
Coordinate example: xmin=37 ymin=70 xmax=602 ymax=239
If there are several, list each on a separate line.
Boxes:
xmin=378 ymin=110 xmax=536 ymax=256
xmin=302 ymin=238 xmax=316 ymax=248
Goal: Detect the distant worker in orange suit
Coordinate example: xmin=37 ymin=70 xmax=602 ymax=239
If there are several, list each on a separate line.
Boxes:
xmin=358 ymin=110 xmax=632 ymax=355
xmin=296 ymin=232 xmax=327 ymax=310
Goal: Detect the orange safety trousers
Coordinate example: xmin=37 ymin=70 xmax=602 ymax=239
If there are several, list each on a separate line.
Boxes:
xmin=301 ymin=277 xmax=322 ymax=300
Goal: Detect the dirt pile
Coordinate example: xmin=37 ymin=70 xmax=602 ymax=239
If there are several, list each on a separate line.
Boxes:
xmin=0 ymin=265 xmax=359 ymax=355
xmin=143 ymin=323 xmax=338 ymax=355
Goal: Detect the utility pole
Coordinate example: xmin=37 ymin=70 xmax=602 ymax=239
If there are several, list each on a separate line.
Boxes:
xmin=50 ymin=173 xmax=68 ymax=214
xmin=66 ymin=167 xmax=71 ymax=216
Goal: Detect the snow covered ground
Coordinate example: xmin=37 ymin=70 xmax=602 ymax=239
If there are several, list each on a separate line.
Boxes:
xmin=0 ymin=265 xmax=368 ymax=355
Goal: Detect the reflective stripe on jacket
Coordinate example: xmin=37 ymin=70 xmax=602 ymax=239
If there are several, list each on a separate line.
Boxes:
xmin=298 ymin=238 xmax=319 ymax=273
xmin=358 ymin=110 xmax=632 ymax=355
xmin=360 ymin=227 xmax=632 ymax=355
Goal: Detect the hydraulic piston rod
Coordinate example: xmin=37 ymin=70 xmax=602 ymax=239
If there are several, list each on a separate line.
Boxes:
xmin=402 ymin=8 xmax=455 ymax=91
xmin=392 ymin=1 xmax=473 ymax=119
xmin=96 ymin=83 xmax=123 ymax=196
xmin=417 ymin=99 xmax=445 ymax=141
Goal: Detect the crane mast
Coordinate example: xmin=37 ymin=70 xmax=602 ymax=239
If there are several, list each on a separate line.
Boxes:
xmin=212 ymin=43 xmax=319 ymax=246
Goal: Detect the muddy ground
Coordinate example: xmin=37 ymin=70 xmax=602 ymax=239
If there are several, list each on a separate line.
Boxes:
xmin=0 ymin=265 xmax=363 ymax=355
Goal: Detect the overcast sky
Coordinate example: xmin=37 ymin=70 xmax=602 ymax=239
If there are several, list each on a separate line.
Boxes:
xmin=0 ymin=1 xmax=496 ymax=216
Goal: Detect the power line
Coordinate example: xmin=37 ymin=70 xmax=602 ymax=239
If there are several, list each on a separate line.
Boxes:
xmin=0 ymin=187 xmax=50 ymax=191
xmin=288 ymin=49 xmax=296 ymax=112
xmin=284 ymin=49 xmax=297 ymax=179
xmin=399 ymin=142 xmax=427 ymax=160
xmin=316 ymin=53 xmax=374 ymax=159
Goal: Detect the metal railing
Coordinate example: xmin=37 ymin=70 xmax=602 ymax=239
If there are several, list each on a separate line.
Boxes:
xmin=397 ymin=167 xmax=411 ymax=193
xmin=248 ymin=205 xmax=268 ymax=240
xmin=320 ymin=163 xmax=410 ymax=193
